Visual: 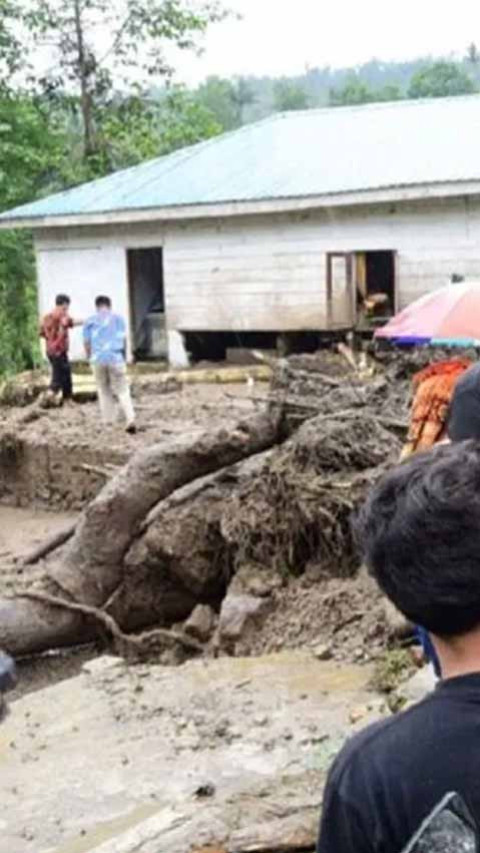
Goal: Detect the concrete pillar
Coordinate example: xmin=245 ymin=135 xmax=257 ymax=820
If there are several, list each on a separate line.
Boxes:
xmin=167 ymin=330 xmax=189 ymax=368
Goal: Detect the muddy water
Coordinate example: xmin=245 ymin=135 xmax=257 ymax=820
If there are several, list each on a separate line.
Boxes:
xmin=2 ymin=651 xmax=386 ymax=853
xmin=0 ymin=505 xmax=75 ymax=568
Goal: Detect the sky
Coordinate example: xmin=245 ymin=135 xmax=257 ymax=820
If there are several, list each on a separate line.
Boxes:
xmin=176 ymin=0 xmax=480 ymax=83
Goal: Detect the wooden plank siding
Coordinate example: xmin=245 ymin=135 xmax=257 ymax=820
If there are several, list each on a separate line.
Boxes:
xmin=34 ymin=194 xmax=480 ymax=359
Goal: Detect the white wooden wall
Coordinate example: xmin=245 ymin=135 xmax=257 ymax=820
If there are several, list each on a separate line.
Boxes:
xmin=34 ymin=196 xmax=480 ymax=361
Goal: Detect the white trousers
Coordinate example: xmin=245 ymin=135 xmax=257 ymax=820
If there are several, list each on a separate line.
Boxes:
xmin=93 ymin=362 xmax=135 ymax=425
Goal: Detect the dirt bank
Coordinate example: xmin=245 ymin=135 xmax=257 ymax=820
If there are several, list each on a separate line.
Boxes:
xmin=0 ymin=382 xmax=262 ymax=509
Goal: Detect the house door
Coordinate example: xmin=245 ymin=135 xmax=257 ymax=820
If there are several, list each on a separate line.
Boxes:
xmin=127 ymin=247 xmax=166 ymax=360
xmin=326 ymin=253 xmax=355 ymax=329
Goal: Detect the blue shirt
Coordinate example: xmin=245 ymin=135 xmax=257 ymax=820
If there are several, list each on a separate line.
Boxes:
xmin=83 ymin=310 xmax=127 ymax=365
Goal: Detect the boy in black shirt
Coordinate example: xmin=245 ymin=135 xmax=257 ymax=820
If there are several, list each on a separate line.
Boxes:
xmin=317 ymin=441 xmax=480 ymax=853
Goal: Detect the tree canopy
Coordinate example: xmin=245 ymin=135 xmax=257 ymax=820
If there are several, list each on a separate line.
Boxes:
xmin=408 ymin=61 xmax=476 ymax=99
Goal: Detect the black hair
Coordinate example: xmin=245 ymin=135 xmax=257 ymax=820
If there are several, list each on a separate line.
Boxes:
xmin=354 ymin=441 xmax=480 ymax=637
xmin=55 ymin=294 xmax=70 ymax=306
xmin=95 ymin=295 xmax=111 ymax=309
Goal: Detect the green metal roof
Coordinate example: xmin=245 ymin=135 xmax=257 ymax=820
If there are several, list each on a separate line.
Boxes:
xmin=3 ymin=94 xmax=480 ymax=225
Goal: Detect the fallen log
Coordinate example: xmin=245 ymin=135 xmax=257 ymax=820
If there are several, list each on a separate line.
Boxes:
xmin=0 ymin=409 xmax=281 ymax=656
xmin=50 ymin=408 xmax=281 ymax=607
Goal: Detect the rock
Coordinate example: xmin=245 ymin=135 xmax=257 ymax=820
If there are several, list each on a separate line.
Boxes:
xmin=398 ymin=665 xmax=437 ymax=706
xmin=194 ymin=783 xmax=216 ymax=799
xmin=217 ymin=594 xmax=271 ymax=643
xmin=229 ymin=565 xmax=283 ymax=598
xmin=349 ymin=706 xmax=368 ymax=725
xmin=312 ymin=644 xmax=333 ymax=661
xmin=184 ymin=605 xmax=216 ymax=642
xmin=82 ymin=656 xmax=123 ymax=677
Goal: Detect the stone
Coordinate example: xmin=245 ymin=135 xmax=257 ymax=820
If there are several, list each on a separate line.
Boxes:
xmin=82 ymin=656 xmax=123 ymax=677
xmin=349 ymin=706 xmax=368 ymax=725
xmin=184 ymin=605 xmax=216 ymax=642
xmin=217 ymin=594 xmax=271 ymax=643
xmin=228 ymin=565 xmax=283 ymax=598
xmin=312 ymin=644 xmax=333 ymax=661
xmin=398 ymin=665 xmax=437 ymax=706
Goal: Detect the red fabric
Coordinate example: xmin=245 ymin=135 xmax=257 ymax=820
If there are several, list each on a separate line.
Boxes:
xmin=40 ymin=309 xmax=73 ymax=357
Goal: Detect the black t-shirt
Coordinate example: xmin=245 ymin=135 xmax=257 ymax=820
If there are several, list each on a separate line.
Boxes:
xmin=317 ymin=673 xmax=480 ymax=853
xmin=447 ymin=362 xmax=480 ymax=441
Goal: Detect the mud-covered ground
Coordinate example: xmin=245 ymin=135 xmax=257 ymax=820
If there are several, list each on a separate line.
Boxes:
xmin=0 ymin=358 xmax=434 ymax=853
xmin=0 ymin=380 xmax=267 ymax=509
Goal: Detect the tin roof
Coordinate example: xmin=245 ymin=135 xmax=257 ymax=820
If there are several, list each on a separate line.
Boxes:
xmin=2 ymin=94 xmax=480 ymax=226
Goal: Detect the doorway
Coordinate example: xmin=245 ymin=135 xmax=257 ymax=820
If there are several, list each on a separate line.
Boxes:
xmin=355 ymin=251 xmax=396 ymax=326
xmin=127 ymin=248 xmax=166 ymax=360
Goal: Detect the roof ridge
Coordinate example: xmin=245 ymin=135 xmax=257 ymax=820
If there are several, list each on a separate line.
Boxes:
xmin=271 ymin=91 xmax=480 ymax=120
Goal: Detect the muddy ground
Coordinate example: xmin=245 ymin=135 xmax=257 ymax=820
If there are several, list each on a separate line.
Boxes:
xmin=0 ymin=359 xmax=432 ymax=852
xmin=0 ymin=380 xmax=263 ymax=509
xmin=3 ymin=651 xmax=387 ymax=853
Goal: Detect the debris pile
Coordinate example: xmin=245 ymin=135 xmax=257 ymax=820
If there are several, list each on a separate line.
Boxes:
xmin=0 ymin=348 xmax=423 ymax=662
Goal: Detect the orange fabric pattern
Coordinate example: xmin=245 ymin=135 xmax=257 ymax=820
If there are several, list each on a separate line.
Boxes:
xmin=402 ymin=358 xmax=472 ymax=457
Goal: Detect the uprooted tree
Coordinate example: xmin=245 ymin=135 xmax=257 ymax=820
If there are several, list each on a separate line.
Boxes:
xmin=0 ymin=352 xmax=421 ymax=658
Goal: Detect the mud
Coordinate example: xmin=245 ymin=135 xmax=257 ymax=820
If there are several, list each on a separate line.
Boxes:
xmin=233 ymin=570 xmax=388 ymax=662
xmin=0 ymin=383 xmax=261 ymax=510
xmin=3 ymin=652 xmax=386 ymax=853
xmin=0 ymin=353 xmax=435 ymax=852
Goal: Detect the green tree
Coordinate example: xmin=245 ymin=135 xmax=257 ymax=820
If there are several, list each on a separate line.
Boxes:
xmin=408 ymin=61 xmax=476 ymax=98
xmin=330 ymin=76 xmax=402 ymax=106
xmin=97 ymin=87 xmax=222 ymax=171
xmin=273 ymin=81 xmax=309 ymax=112
xmin=330 ymin=77 xmax=374 ymax=106
xmin=0 ymin=94 xmax=65 ymax=373
xmin=15 ymin=0 xmax=226 ymax=165
xmin=196 ymin=76 xmax=241 ymax=130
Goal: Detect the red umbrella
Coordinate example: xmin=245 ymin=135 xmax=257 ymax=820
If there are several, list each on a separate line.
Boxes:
xmin=375 ymin=282 xmax=480 ymax=344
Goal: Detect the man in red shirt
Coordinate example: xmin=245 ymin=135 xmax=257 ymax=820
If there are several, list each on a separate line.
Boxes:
xmin=40 ymin=294 xmax=79 ymax=403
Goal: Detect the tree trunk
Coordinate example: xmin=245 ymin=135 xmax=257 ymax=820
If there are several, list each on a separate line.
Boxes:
xmin=0 ymin=411 xmax=280 ymax=656
xmin=73 ymin=0 xmax=96 ymax=158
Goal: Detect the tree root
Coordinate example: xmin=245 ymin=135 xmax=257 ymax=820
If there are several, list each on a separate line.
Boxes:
xmin=16 ymin=591 xmax=204 ymax=657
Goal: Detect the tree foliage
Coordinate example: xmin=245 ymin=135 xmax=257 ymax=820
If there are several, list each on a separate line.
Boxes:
xmin=273 ymin=81 xmax=309 ymax=112
xmin=408 ymin=61 xmax=476 ymax=99
xmin=329 ymin=75 xmax=402 ymax=106
xmin=196 ymin=75 xmax=256 ymax=130
xmin=0 ymin=94 xmax=65 ymax=372
xmin=97 ymin=87 xmax=222 ymax=171
xmin=15 ymin=0 xmax=226 ymax=161
xmin=0 ymin=0 xmax=226 ymax=376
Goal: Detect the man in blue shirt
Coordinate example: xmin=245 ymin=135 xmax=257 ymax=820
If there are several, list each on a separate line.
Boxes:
xmin=83 ymin=295 xmax=136 ymax=434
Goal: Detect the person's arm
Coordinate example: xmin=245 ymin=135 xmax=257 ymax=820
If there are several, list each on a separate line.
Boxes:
xmin=117 ymin=316 xmax=127 ymax=360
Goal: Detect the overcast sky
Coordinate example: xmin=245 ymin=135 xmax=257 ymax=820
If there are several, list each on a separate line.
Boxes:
xmin=176 ymin=0 xmax=480 ymax=82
